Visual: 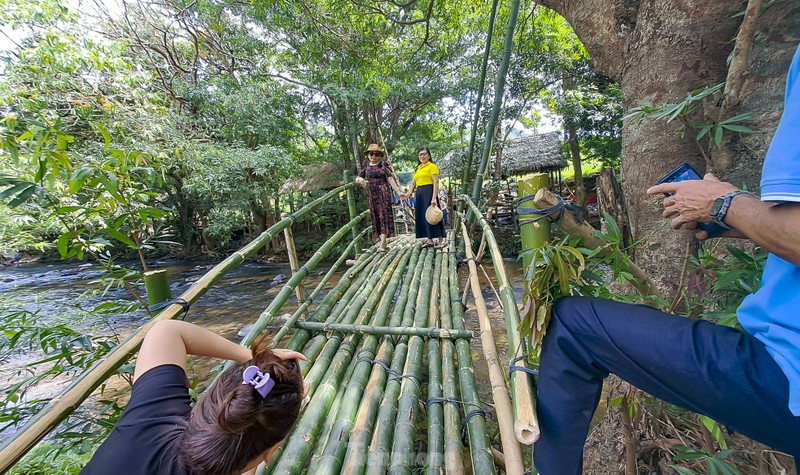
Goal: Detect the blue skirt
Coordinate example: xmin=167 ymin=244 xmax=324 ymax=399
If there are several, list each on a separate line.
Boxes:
xmin=414 ymin=185 xmax=446 ymax=239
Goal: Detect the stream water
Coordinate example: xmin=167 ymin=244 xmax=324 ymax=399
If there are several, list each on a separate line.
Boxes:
xmin=0 ymin=255 xmax=526 ymax=445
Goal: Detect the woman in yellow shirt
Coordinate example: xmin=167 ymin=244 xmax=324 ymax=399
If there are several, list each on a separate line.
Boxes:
xmin=403 ymin=147 xmax=446 ymax=248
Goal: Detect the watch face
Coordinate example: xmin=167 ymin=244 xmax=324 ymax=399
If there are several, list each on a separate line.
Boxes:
xmin=710 ymin=198 xmax=725 ymax=216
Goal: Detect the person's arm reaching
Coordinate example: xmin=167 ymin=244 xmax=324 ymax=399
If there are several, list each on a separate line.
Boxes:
xmin=647 ymin=174 xmax=800 ymax=266
xmin=133 ymin=320 xmax=306 ymax=381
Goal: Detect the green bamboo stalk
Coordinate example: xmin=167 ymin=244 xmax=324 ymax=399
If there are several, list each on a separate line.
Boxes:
xmin=460 ymin=0 xmax=500 ymax=197
xmin=293 ymin=322 xmax=472 ymax=340
xmin=272 ymin=226 xmax=371 ymax=346
xmin=312 ymin=249 xmax=414 ymax=475
xmin=460 ymin=221 xmax=524 ymax=472
xmin=365 ymin=249 xmax=428 ymax=475
xmin=388 ymin=248 xmax=437 ymax=475
xmin=238 ymin=210 xmax=369 ymax=348
xmin=344 ymin=170 xmax=361 ymax=257
xmin=426 ymin=248 xmax=445 ymax=474
xmin=448 ymin=239 xmax=496 ymax=474
xmin=284 ymin=247 xmax=380 ymax=352
xmin=0 ymin=182 xmax=358 ymax=472
xmin=461 ymin=195 xmax=539 ymax=444
xmin=342 ymin=245 xmax=422 ymax=475
xmin=470 ymin=0 xmax=521 ymax=206
xmin=269 ymin=250 xmax=408 ymax=475
xmin=439 ymin=250 xmax=465 ymax=475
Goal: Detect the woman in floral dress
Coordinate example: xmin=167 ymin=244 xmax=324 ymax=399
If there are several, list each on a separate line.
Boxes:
xmin=356 ymin=144 xmax=404 ymax=252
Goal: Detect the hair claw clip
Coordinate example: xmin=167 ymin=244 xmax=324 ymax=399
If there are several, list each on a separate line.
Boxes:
xmin=242 ymin=365 xmax=275 ymax=398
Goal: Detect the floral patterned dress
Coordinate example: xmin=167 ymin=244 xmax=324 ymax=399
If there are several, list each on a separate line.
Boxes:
xmin=359 ymin=162 xmax=395 ymax=237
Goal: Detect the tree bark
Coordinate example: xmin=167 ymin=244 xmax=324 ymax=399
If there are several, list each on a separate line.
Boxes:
xmin=566 ymin=124 xmax=586 ymax=206
xmin=537 ymin=0 xmax=800 ymax=296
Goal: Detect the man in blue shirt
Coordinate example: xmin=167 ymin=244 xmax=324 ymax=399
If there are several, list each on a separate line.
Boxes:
xmin=534 ymin=46 xmax=800 ymax=473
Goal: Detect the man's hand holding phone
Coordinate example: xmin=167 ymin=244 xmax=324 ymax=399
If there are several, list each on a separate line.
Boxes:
xmin=647 ymin=163 xmax=740 ymax=240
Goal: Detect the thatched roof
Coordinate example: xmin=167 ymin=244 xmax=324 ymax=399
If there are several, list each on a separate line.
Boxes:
xmin=439 ymin=132 xmax=566 ymax=177
xmin=280 ymin=162 xmax=346 ymax=193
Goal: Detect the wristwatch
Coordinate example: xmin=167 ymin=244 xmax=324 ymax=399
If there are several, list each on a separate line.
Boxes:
xmin=709 ymin=190 xmax=751 ymax=227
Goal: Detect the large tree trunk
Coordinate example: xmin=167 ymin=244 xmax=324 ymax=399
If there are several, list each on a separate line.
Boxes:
xmin=538 ymin=0 xmax=800 ymax=296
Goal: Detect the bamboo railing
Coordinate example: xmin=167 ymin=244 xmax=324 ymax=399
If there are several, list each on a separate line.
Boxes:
xmin=460 ymin=195 xmax=540 ymax=445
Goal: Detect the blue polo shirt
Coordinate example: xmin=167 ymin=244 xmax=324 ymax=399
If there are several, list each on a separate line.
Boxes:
xmin=738 ymin=44 xmax=800 ymax=416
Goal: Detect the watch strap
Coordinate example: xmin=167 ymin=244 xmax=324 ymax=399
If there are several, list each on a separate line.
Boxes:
xmin=711 ymin=190 xmax=751 ymax=227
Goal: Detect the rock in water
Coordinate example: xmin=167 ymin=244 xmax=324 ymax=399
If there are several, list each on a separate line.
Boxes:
xmin=272 ymin=274 xmax=288 ymax=284
xmin=238 ymin=324 xmax=255 ymax=339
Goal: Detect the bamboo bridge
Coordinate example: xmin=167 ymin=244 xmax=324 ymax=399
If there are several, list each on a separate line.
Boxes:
xmin=0 ymin=183 xmax=541 ymax=475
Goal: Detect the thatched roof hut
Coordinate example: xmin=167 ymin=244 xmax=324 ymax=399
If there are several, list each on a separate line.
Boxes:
xmin=439 ymin=132 xmax=566 ymax=177
xmin=280 ymin=162 xmax=346 ymax=193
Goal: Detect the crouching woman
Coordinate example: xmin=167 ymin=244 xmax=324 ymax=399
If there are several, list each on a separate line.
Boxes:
xmin=82 ymin=319 xmax=306 ymax=475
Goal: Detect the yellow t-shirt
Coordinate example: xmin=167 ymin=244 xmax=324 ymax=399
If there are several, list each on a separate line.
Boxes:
xmin=414 ymin=162 xmax=439 ymax=186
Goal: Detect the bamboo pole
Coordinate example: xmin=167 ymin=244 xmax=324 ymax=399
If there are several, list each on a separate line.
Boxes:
xmin=282 ymin=212 xmax=307 ymax=305
xmin=272 ymin=227 xmax=371 ymax=346
xmin=143 ymin=269 xmax=171 ymax=306
xmin=237 ymin=210 xmax=369 ymax=349
xmin=388 ymin=248 xmax=436 ymax=475
xmin=462 ymin=196 xmax=539 ymax=445
xmin=426 ymin=248 xmax=445 ymax=474
xmin=532 ymin=187 xmax=659 ymax=299
xmin=341 ymin=245 xmax=422 ymax=475
xmin=364 ymin=248 xmax=427 ymax=475
xmin=0 ymin=183 xmax=357 ymax=472
xmin=269 ymin=250 xmax=407 ymax=475
xmin=447 ymin=240 xmax=496 ymax=474
xmin=439 ymin=250 xmax=465 ymax=475
xmin=344 ymin=170 xmax=361 ymax=257
xmin=460 ymin=220 xmax=524 ymax=473
xmin=294 ymin=322 xmax=472 ymax=340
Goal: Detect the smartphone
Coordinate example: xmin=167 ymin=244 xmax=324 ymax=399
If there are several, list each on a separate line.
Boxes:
xmin=656 ymin=163 xmax=727 ymax=238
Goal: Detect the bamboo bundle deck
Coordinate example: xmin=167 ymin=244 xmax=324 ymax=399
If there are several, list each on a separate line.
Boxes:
xmin=387 ymin=248 xmax=436 ymax=475
xmin=341 ymin=245 xmax=422 ymax=475
xmin=439 ymin=250 xmax=466 ymax=475
xmin=426 ymin=249 xmax=446 ymax=473
xmin=269 ymin=249 xmax=408 ymax=474
xmin=447 ymin=240 xmax=496 ymax=474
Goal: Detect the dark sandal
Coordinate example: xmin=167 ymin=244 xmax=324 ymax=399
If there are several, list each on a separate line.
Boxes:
xmin=420 ymin=242 xmax=434 ymax=249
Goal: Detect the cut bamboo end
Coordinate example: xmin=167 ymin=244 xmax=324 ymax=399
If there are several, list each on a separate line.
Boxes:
xmin=515 ymin=421 xmax=540 ymax=445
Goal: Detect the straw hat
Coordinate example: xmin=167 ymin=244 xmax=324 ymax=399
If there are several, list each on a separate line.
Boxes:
xmin=425 ymin=204 xmax=443 ymax=225
xmin=363 ymin=143 xmax=384 ymax=156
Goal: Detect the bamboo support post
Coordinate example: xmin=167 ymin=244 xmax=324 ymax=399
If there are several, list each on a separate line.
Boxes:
xmin=345 ymin=170 xmax=360 ymax=257
xmin=294 ymin=322 xmax=472 ymax=340
xmin=460 ymin=221 xmax=524 ymax=472
xmin=518 ymin=174 xmax=551 ymax=273
xmin=143 ymin=269 xmax=171 ymax=306
xmin=532 ymin=187 xmax=659 ymax=298
xmin=282 ymin=212 xmax=306 ymax=305
xmin=461 ymin=196 xmax=539 ymax=445
xmin=0 ymin=183 xmax=358 ymax=472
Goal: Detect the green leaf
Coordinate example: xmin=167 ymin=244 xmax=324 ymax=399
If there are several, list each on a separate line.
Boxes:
xmin=103 ymin=227 xmax=137 ymax=248
xmin=95 ymin=123 xmax=112 ymax=150
xmin=713 ymin=126 xmax=724 ymax=147
xmin=57 ymin=233 xmax=71 ymax=257
xmin=7 ymin=184 xmax=37 ymax=207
